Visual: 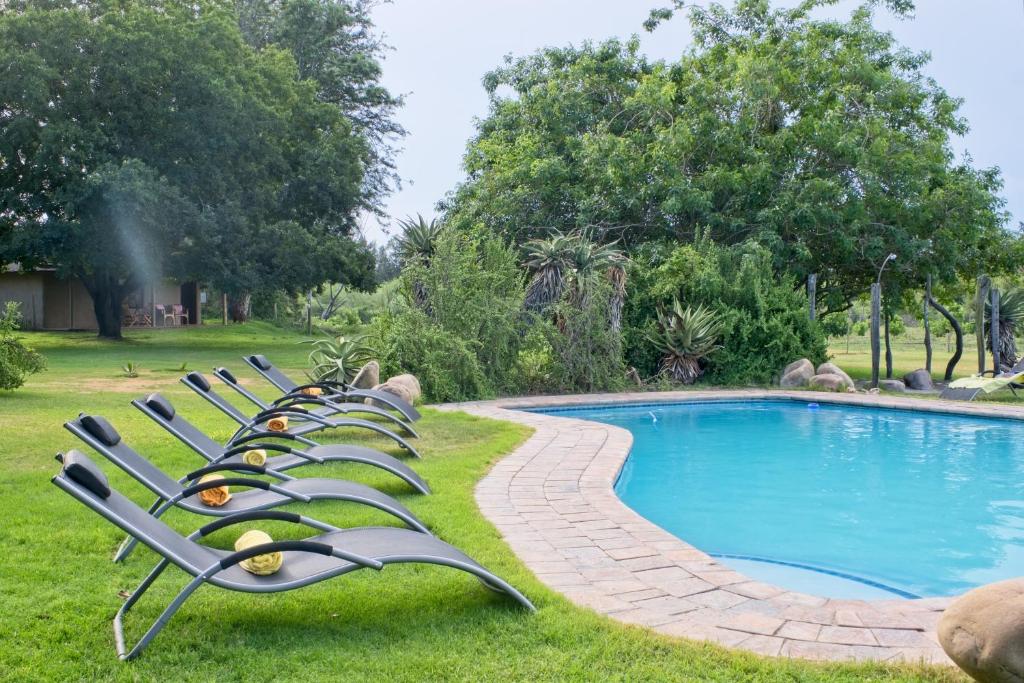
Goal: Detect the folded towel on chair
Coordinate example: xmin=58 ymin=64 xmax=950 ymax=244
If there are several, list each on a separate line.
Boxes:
xmin=243 ymin=449 xmax=267 ymax=466
xmin=300 ymin=387 xmax=323 ymax=397
xmin=266 ymin=415 xmax=289 ymax=432
xmin=197 ymin=474 xmax=231 ymax=507
xmin=234 ymin=529 xmax=283 ymax=575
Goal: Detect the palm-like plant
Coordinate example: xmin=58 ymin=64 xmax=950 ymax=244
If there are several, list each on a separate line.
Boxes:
xmin=647 ymin=301 xmax=723 ymax=384
xmin=986 ymin=287 xmax=1024 ymax=370
xmin=304 ymin=335 xmax=374 ymax=385
xmin=394 ymin=214 xmax=443 ymax=265
xmin=523 ymin=231 xmax=571 ymax=311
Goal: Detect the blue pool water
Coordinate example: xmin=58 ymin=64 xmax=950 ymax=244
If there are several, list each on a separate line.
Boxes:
xmin=533 ymin=400 xmax=1024 ymax=599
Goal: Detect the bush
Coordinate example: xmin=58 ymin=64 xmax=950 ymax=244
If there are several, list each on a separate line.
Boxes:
xmin=625 ymin=237 xmax=827 ymax=385
xmin=0 ymin=302 xmax=45 ymax=390
xmin=370 ymin=229 xmax=526 ymax=402
xmin=545 ymin=280 xmax=626 ymax=393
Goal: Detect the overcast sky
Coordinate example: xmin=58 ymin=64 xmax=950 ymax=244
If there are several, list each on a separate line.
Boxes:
xmin=362 ymin=0 xmax=1024 ymax=244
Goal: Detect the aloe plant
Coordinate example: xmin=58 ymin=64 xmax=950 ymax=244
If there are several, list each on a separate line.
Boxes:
xmin=647 ymin=301 xmax=723 ymax=384
xmin=304 ymin=335 xmax=374 ymax=385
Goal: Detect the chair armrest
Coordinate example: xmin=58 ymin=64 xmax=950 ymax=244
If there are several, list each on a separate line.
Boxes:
xmin=216 ymin=541 xmax=383 ymax=571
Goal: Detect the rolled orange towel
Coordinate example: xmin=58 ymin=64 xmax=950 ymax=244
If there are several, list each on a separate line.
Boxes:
xmin=266 ymin=415 xmax=289 ymax=432
xmin=243 ymin=448 xmax=267 ymax=466
xmin=234 ymin=530 xmax=283 ymax=575
xmin=197 ymin=474 xmax=231 ymax=507
xmin=300 ymin=387 xmax=323 ymax=397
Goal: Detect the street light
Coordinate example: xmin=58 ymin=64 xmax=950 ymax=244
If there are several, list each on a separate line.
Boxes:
xmin=871 ymin=253 xmax=897 ymax=388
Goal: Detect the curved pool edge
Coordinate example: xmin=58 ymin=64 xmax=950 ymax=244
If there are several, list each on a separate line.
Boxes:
xmin=434 ymin=389 xmax=1024 ymax=665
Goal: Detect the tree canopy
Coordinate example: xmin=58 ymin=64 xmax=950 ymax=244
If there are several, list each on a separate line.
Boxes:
xmin=442 ymin=0 xmax=1011 ymax=313
xmin=0 ymin=0 xmax=384 ymax=336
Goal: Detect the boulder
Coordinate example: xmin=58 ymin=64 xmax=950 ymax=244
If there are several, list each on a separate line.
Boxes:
xmin=365 ymin=381 xmax=417 ymax=409
xmin=780 ymin=359 xmax=815 ymax=387
xmin=808 ymin=373 xmax=853 ymax=392
xmin=938 ymin=578 xmax=1024 ymax=683
xmin=816 ymin=362 xmax=854 ymax=388
xmin=350 ymin=361 xmax=380 ymax=389
xmin=903 ymin=368 xmax=934 ymax=391
xmin=879 ymin=379 xmax=906 ymax=392
xmin=387 ymin=373 xmax=422 ymax=402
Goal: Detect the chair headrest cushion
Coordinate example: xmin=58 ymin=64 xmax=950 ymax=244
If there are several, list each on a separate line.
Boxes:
xmin=145 ymin=393 xmax=175 ymax=421
xmin=216 ymin=367 xmax=237 ymax=384
xmin=79 ymin=414 xmax=121 ymax=447
xmin=249 ymin=355 xmax=271 ymax=370
xmin=62 ymin=450 xmax=111 ymax=499
xmin=186 ymin=372 xmax=211 ymax=391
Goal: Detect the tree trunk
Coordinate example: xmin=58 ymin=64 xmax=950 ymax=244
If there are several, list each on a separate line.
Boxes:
xmin=228 ymin=292 xmax=251 ymax=323
xmin=83 ymin=273 xmax=131 ymax=340
xmin=927 ymin=294 xmax=963 ymax=381
xmin=923 ymin=276 xmax=932 ymax=374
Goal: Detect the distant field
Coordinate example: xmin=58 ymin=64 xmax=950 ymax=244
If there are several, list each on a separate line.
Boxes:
xmin=828 ymin=330 xmax=995 ymax=382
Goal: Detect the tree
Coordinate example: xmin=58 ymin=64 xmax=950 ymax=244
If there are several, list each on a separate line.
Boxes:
xmin=0 ymin=0 xmax=375 ymax=336
xmin=442 ymin=0 xmax=1011 ymax=311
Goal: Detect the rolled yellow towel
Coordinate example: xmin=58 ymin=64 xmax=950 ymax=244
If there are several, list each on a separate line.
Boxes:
xmin=266 ymin=415 xmax=289 ymax=432
xmin=234 ymin=529 xmax=283 ymax=576
xmin=300 ymin=387 xmax=323 ymax=397
xmin=243 ymin=448 xmax=267 ymax=466
xmin=197 ymin=474 xmax=231 ymax=507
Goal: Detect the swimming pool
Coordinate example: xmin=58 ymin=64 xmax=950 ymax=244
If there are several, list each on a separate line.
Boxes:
xmin=532 ymin=400 xmax=1024 ymax=599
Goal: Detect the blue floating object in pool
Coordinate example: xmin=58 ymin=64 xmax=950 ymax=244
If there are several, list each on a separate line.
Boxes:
xmin=807 ymin=403 xmax=819 ymax=410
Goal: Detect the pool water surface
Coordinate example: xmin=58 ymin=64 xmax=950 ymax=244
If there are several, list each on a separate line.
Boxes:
xmin=533 ymin=400 xmax=1024 ymax=599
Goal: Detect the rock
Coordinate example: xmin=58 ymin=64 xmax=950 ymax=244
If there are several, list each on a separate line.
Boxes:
xmin=878 ymin=379 xmax=906 ymax=392
xmin=780 ymin=359 xmax=815 ymax=387
xmin=808 ymin=373 xmax=853 ymax=392
xmin=350 ymin=361 xmax=379 ymax=389
xmin=867 ymin=387 xmax=880 ymax=395
xmin=387 ymin=373 xmax=422 ymax=402
xmin=816 ymin=362 xmax=854 ymax=388
xmin=366 ymin=381 xmax=417 ymax=409
xmin=903 ymin=368 xmax=934 ymax=391
xmin=938 ymin=578 xmax=1024 ymax=683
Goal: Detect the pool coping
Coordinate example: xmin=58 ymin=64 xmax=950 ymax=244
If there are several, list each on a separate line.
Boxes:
xmin=438 ymin=389 xmax=1024 ymax=664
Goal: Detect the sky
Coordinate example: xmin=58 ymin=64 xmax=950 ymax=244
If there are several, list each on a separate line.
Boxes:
xmin=362 ymin=0 xmax=1024 ymax=245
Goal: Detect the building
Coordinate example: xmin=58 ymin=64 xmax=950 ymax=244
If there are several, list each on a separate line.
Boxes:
xmin=0 ymin=265 xmax=201 ymax=330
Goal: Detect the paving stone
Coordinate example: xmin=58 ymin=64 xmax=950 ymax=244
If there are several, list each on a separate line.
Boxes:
xmin=817 ymin=626 xmax=878 ymax=646
xmin=775 ymin=620 xmax=822 ymax=641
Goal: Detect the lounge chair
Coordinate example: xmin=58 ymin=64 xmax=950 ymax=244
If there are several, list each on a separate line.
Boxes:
xmin=180 ymin=372 xmax=421 ymax=458
xmin=64 ymin=413 xmax=432 ymax=561
xmin=243 ymin=354 xmax=421 ymax=423
xmin=53 ymin=450 xmax=535 ymax=660
xmin=211 ymin=366 xmax=417 ymax=438
xmin=940 ymin=360 xmax=1024 ymax=401
xmin=132 ymin=393 xmax=429 ymax=494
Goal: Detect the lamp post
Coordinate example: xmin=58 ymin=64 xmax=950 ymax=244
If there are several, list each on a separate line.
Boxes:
xmin=871 ymin=253 xmax=897 ymax=388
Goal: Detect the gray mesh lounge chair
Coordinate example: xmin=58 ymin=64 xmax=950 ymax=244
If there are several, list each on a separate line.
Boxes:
xmin=65 ymin=413 xmax=431 ymax=561
xmin=211 ymin=366 xmax=418 ymax=438
xmin=940 ymin=360 xmax=1024 ymax=401
xmin=132 ymin=393 xmax=429 ymax=494
xmin=243 ymin=354 xmax=422 ymax=422
xmin=53 ymin=450 xmax=534 ymax=660
xmin=180 ymin=372 xmax=421 ymax=458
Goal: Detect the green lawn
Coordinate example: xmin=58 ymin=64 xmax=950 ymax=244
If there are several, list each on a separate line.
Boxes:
xmin=828 ymin=331 xmax=982 ymax=382
xmin=1 ymin=323 xmax=963 ymax=681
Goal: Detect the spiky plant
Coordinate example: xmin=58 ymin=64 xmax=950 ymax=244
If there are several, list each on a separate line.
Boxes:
xmin=647 ymin=301 xmax=723 ymax=384
xmin=304 ymin=335 xmax=374 ymax=385
xmin=394 ymin=214 xmax=443 ymax=265
xmin=523 ymin=231 xmax=571 ymax=311
xmin=986 ymin=287 xmax=1024 ymax=370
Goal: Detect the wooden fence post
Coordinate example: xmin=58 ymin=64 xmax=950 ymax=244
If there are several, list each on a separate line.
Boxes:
xmin=807 ymin=273 xmax=817 ymax=322
xmin=870 ymin=282 xmax=881 ymax=388
xmin=991 ymin=287 xmax=1001 ymax=372
xmin=923 ymin=275 xmax=932 ymax=374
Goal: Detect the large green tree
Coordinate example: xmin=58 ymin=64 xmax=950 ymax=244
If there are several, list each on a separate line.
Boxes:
xmin=0 ymin=0 xmax=375 ymax=337
xmin=442 ymin=0 xmax=1010 ymax=312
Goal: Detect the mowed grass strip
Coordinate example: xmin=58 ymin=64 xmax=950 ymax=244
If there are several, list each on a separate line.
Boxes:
xmin=0 ymin=324 xmax=965 ymax=681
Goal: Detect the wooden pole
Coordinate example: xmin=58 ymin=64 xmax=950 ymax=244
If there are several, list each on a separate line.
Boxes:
xmin=991 ymin=287 xmax=1001 ymax=372
xmin=870 ymin=282 xmax=881 ymax=388
xmin=923 ymin=275 xmax=932 ymax=374
xmin=884 ymin=310 xmax=893 ymax=379
xmin=807 ymin=273 xmax=817 ymax=322
xmin=221 ymin=292 xmax=227 ymax=325
xmin=976 ymin=276 xmax=987 ymax=374
xmin=306 ymin=290 xmax=313 ymax=336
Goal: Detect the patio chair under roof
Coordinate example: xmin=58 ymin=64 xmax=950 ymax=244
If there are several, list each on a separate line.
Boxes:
xmin=132 ymin=393 xmax=429 ymax=494
xmin=211 ymin=365 xmax=417 ymax=437
xmin=180 ymin=372 xmax=421 ymax=458
xmin=53 ymin=450 xmax=535 ymax=660
xmin=242 ymin=354 xmax=422 ymax=423
xmin=65 ymin=413 xmax=432 ymax=562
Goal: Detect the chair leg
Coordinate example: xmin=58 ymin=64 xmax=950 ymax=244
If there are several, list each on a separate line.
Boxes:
xmin=115 ymin=560 xmax=208 ymax=660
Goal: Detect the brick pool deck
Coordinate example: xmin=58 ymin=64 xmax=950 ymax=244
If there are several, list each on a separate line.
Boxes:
xmin=439 ymin=390 xmax=1024 ymax=664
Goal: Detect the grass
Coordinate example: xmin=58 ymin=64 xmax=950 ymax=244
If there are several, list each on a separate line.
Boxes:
xmin=0 ymin=323 xmax=965 ymax=681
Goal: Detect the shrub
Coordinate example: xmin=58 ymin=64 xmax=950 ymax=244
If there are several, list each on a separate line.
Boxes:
xmin=545 ymin=280 xmax=626 ymax=393
xmin=305 ymin=335 xmax=373 ymax=384
xmin=0 ymin=302 xmax=45 ymax=390
xmin=626 ymin=237 xmax=827 ymax=385
xmin=648 ymin=302 xmax=723 ymax=384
